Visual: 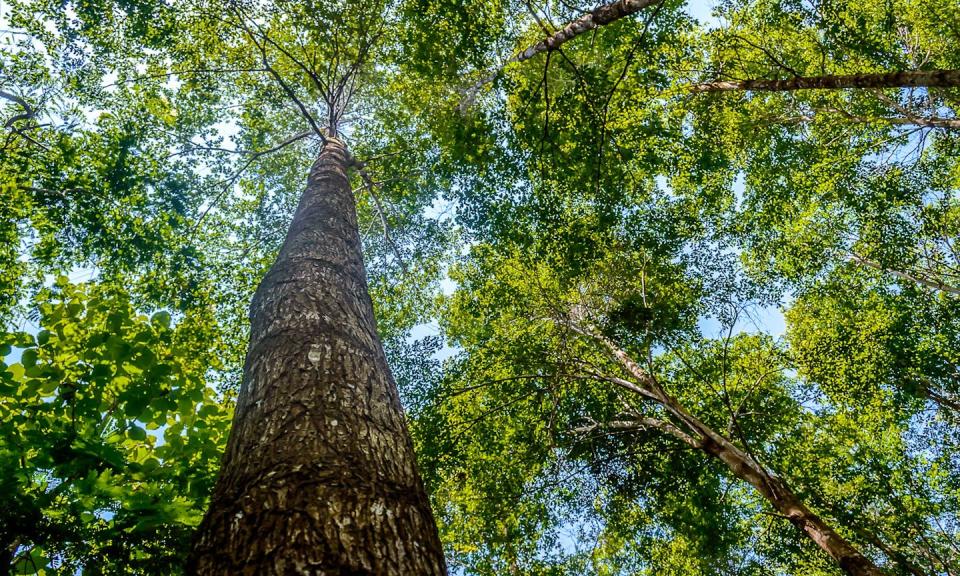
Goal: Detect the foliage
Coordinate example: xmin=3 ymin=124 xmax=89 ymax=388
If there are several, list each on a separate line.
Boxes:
xmin=0 ymin=279 xmax=231 ymax=573
xmin=1 ymin=0 xmax=959 ymax=573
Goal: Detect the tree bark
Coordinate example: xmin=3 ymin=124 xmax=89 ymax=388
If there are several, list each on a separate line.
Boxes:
xmin=682 ymin=411 xmax=887 ymax=576
xmin=188 ymin=139 xmax=447 ymax=575
xmin=691 ymin=69 xmax=960 ymax=92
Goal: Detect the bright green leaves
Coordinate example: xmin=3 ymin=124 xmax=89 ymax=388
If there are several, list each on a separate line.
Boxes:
xmin=1 ymin=0 xmax=958 ymax=572
xmin=0 ymin=281 xmax=231 ymax=573
xmin=787 ymin=269 xmax=960 ymax=415
xmin=430 ymin=239 xmax=794 ymax=572
xmin=150 ymin=309 xmax=171 ymax=328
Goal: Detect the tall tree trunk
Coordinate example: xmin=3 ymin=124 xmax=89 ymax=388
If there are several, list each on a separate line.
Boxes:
xmin=1 ymin=540 xmax=16 ymax=576
xmin=188 ymin=139 xmax=447 ymax=575
xmin=690 ymin=69 xmax=960 ymax=92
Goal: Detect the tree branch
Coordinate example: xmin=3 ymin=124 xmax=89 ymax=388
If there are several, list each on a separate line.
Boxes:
xmin=192 ymin=129 xmax=314 ymax=230
xmin=690 ymin=69 xmax=960 ymax=92
xmin=0 ymin=89 xmax=34 ymax=128
xmin=850 ymin=252 xmax=960 ymax=295
xmin=461 ymin=0 xmax=663 ymax=107
xmin=231 ymin=8 xmax=328 ymax=143
xmin=352 ymin=160 xmax=409 ymax=274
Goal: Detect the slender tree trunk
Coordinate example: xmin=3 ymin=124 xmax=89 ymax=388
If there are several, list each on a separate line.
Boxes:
xmin=188 ymin=139 xmax=447 ymax=575
xmin=643 ymin=390 xmax=886 ymax=576
xmin=577 ymin=327 xmax=887 ymax=576
xmin=691 ymin=69 xmax=960 ymax=92
xmin=1 ymin=541 xmax=15 ymax=576
xmin=688 ymin=419 xmax=885 ymax=575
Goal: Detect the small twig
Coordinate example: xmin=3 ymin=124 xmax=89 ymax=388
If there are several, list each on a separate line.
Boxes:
xmin=192 ymin=130 xmax=314 ymax=231
xmin=352 ymin=160 xmax=409 ymax=273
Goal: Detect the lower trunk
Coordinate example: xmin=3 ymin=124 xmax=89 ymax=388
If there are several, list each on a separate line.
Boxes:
xmin=188 ymin=139 xmax=447 ymax=575
xmin=1 ymin=542 xmax=14 ymax=576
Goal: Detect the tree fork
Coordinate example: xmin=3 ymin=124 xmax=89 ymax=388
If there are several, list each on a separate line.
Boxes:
xmin=188 ymin=139 xmax=447 ymax=575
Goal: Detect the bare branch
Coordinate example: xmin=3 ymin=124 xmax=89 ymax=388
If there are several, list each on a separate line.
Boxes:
xmin=850 ymin=252 xmax=960 ymax=296
xmin=352 ymin=161 xmax=409 ymax=273
xmin=573 ymin=416 xmax=702 ymax=447
xmin=769 ymin=111 xmax=960 ymax=129
xmin=192 ymin=129 xmax=314 ymax=231
xmin=101 ymin=68 xmax=268 ymax=88
xmin=230 ymin=7 xmax=328 ymax=143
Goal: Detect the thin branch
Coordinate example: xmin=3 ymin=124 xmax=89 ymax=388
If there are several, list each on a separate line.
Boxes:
xmin=850 ymin=252 xmax=960 ymax=295
xmin=0 ymin=89 xmax=34 ymax=128
xmin=595 ymin=0 xmax=664 ymax=194
xmin=727 ymin=34 xmax=802 ymax=78
xmin=768 ymin=111 xmax=960 ymax=129
xmin=231 ymin=7 xmax=327 ymax=143
xmin=101 ymin=67 xmax=268 ymax=88
xmin=353 ymin=161 xmax=409 ymax=274
xmin=192 ymin=129 xmax=314 ymax=231
xmin=573 ymin=416 xmax=701 ymax=447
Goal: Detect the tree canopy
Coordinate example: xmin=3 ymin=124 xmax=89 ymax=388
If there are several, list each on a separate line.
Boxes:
xmin=1 ymin=0 xmax=959 ymax=573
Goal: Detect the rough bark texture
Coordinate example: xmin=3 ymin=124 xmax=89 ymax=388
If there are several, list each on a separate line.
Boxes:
xmin=188 ymin=139 xmax=447 ymax=575
xmin=691 ymin=69 xmax=960 ymax=92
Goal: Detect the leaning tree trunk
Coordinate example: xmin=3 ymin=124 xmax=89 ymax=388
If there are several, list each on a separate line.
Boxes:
xmin=691 ymin=423 xmax=887 ymax=576
xmin=188 ymin=139 xmax=447 ymax=575
xmin=655 ymin=394 xmax=885 ymax=575
xmin=583 ymin=329 xmax=887 ymax=576
xmin=640 ymin=389 xmax=887 ymax=575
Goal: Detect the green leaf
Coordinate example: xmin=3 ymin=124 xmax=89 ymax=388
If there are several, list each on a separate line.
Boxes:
xmin=20 ymin=348 xmax=38 ymax=367
xmin=151 ymin=310 xmax=171 ymax=329
xmin=127 ymin=425 xmax=147 ymax=442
